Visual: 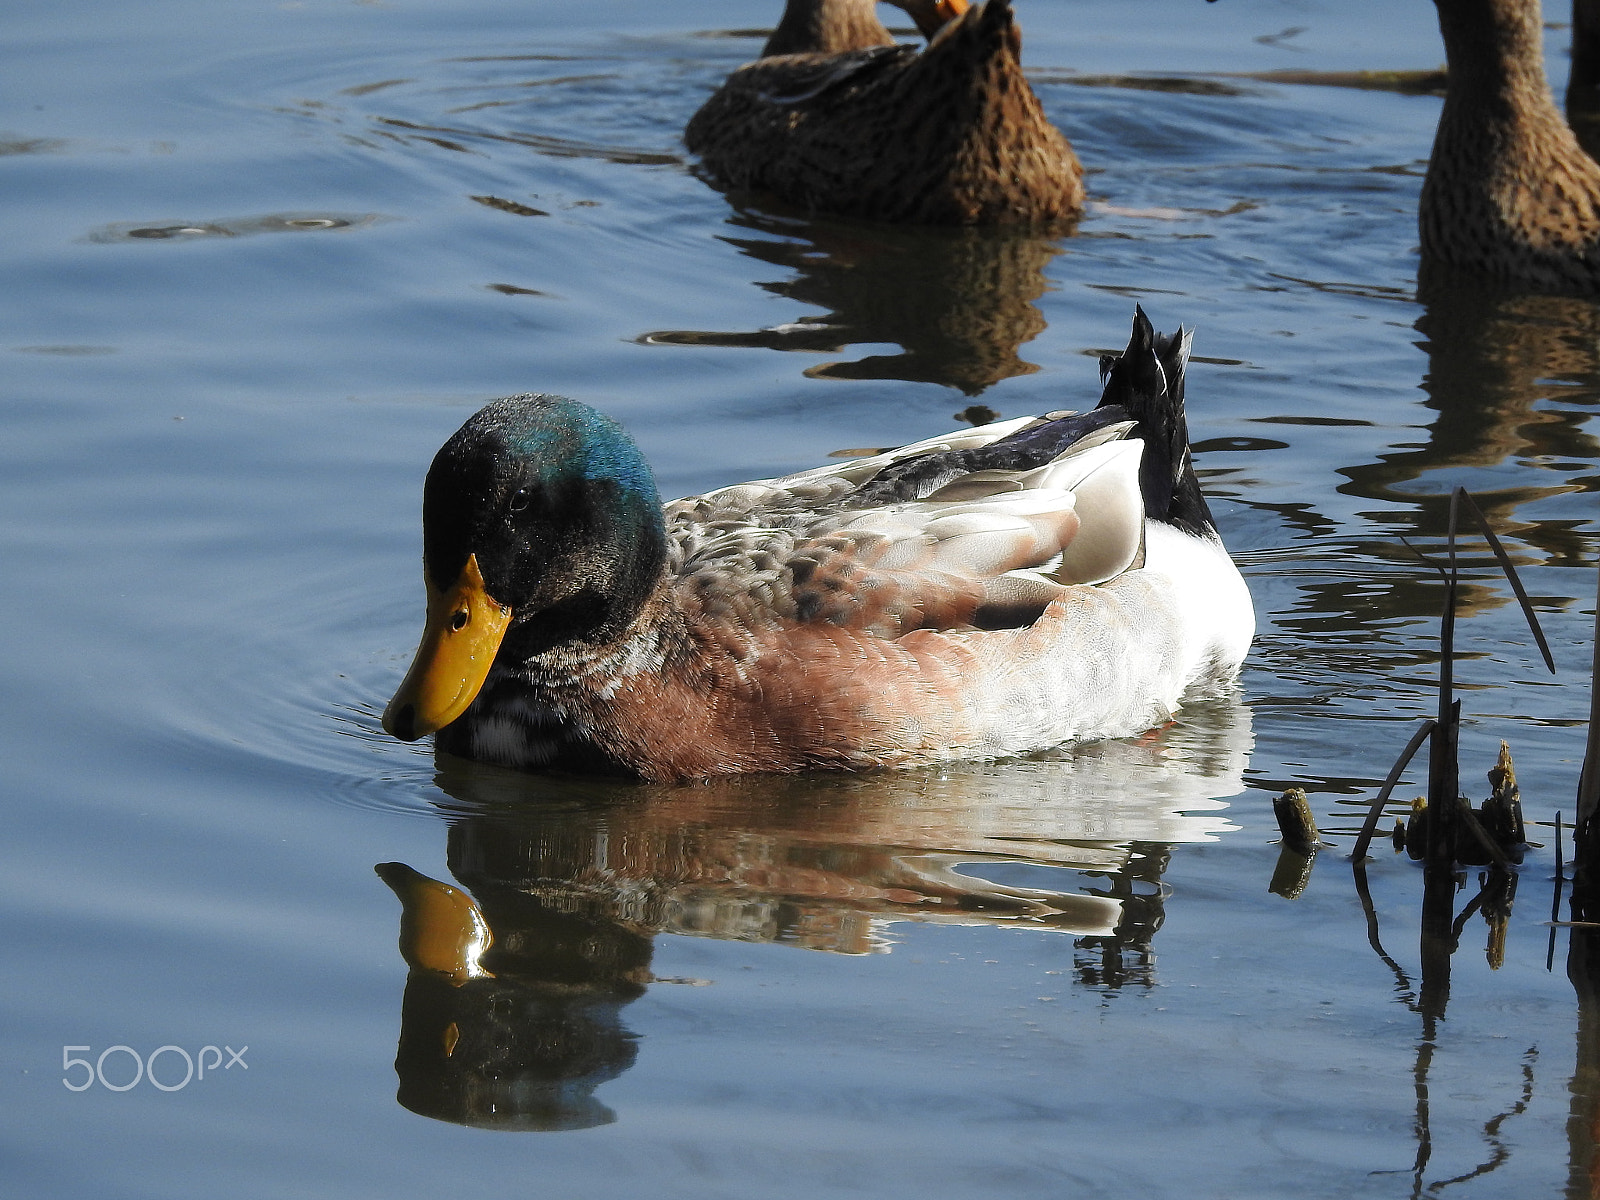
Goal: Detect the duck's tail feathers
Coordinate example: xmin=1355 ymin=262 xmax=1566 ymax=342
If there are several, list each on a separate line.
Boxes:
xmin=1095 ymin=305 xmax=1217 ymax=539
xmin=850 ymin=307 xmax=1217 ymax=537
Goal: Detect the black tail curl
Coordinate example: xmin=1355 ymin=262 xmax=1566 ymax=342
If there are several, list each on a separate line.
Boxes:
xmin=1094 ymin=305 xmax=1216 ymax=538
xmin=856 ymin=308 xmax=1216 ymax=540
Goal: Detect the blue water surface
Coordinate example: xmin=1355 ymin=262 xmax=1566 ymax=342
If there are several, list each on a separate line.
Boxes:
xmin=4 ymin=1 xmax=1599 ymax=1197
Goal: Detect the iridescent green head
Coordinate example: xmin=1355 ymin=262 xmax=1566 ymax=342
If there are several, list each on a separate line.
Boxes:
xmin=383 ymin=394 xmax=667 ymax=742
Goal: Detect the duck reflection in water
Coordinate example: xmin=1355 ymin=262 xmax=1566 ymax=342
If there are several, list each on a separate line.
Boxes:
xmin=376 ymin=860 xmax=646 ymax=1132
xmin=642 ymin=212 xmax=1059 ymax=394
xmin=1264 ymin=277 xmax=1600 ymax=668
xmin=1396 ymin=281 xmax=1600 ymax=562
xmin=373 ymin=698 xmax=1251 ymax=1130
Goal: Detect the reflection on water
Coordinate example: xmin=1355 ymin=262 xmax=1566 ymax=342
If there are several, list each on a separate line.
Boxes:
xmin=83 ymin=212 xmax=390 ymax=243
xmin=0 ymin=135 xmax=70 ymax=156
xmin=368 ymin=116 xmax=681 ymax=166
xmin=375 ymin=698 xmax=1252 ymax=1128
xmin=1351 ymin=859 xmax=1534 ymax=1194
xmin=285 ymin=42 xmax=697 ymax=169
xmin=1355 ymin=279 xmax=1600 ymax=565
xmin=1072 ymin=839 xmax=1172 ymax=991
xmin=1571 ymin=931 xmax=1600 ymax=1197
xmin=12 ymin=0 xmax=1600 ymax=1191
xmin=1252 ymin=279 xmax=1600 ymax=725
xmin=642 ymin=211 xmax=1061 ymax=395
xmin=378 ymin=861 xmax=641 ymax=1131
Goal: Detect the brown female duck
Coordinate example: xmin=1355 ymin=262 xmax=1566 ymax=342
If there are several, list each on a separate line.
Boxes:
xmin=684 ymin=0 xmax=1084 ymax=227
xmin=1421 ymin=0 xmax=1600 ymax=290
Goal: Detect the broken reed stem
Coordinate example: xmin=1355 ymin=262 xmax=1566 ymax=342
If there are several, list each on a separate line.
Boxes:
xmin=1273 ymin=787 xmax=1321 ymax=855
xmin=1578 ymin=567 xmax=1600 ymax=829
xmin=1270 ymin=787 xmax=1321 ymax=899
xmin=1422 ymin=492 xmax=1464 ymax=869
xmin=1555 ymin=811 xmax=1568 ymax=920
xmin=1426 ymin=699 xmax=1463 ymax=866
xmin=1362 ymin=489 xmax=1549 ymax=872
xmin=1559 ymin=811 xmax=1568 ymax=885
xmin=1453 ymin=793 xmax=1513 ymax=869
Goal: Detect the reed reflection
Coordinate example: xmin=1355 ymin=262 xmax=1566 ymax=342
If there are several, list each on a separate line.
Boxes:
xmin=1352 ymin=858 xmax=1528 ymax=1193
xmin=1569 ymin=929 xmax=1600 ymax=1196
xmin=375 ymin=698 xmax=1252 ymax=1129
xmin=642 ymin=210 xmax=1061 ymax=394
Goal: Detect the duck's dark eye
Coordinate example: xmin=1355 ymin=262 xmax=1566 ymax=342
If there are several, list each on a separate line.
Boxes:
xmin=508 ymin=487 xmax=530 ymax=512
xmin=451 ymin=609 xmax=469 ymax=631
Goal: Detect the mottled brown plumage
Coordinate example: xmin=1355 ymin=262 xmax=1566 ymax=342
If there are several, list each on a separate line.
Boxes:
xmin=1421 ymin=0 xmax=1600 ymax=290
xmin=684 ymin=0 xmax=1084 ymax=227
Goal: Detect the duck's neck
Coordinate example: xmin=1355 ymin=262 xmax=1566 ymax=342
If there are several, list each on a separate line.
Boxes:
xmin=762 ymin=0 xmax=894 ymax=57
xmin=446 ymin=572 xmax=696 ymax=769
xmin=1434 ymin=0 xmax=1552 ymax=118
xmin=541 ymin=592 xmax=684 ymax=688
xmin=1421 ymin=0 xmax=1600 ymax=278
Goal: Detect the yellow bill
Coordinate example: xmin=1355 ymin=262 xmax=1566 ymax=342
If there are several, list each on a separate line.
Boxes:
xmin=382 ymin=553 xmax=511 ymax=741
xmin=898 ymin=0 xmax=970 ymax=38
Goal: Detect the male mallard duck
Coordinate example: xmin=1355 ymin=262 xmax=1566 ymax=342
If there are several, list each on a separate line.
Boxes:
xmin=684 ymin=0 xmax=1084 ymax=227
xmin=1421 ymin=0 xmax=1600 ymax=290
xmin=381 ymin=309 xmax=1253 ymax=782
